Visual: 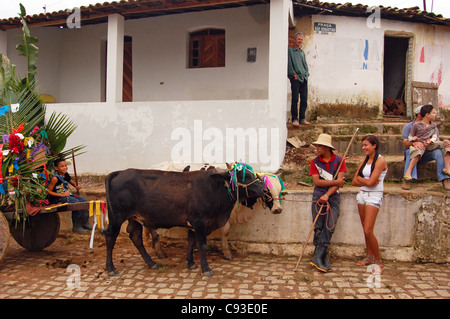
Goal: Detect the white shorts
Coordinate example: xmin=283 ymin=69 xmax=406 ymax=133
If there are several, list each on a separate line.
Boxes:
xmin=356 ymin=190 xmax=383 ymax=209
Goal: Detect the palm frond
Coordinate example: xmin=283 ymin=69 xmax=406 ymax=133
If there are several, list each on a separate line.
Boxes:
xmin=45 ymin=111 xmax=78 ymax=155
xmin=0 ymin=4 xmax=86 ymax=223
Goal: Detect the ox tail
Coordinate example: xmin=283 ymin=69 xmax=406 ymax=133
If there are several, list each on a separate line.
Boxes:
xmin=103 ymin=171 xmax=120 ymax=234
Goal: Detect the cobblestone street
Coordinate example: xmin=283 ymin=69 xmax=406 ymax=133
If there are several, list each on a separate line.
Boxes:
xmin=0 ymin=233 xmax=448 ymax=302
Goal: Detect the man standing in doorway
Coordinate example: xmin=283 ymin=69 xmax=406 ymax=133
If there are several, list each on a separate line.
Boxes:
xmin=288 ymin=32 xmax=310 ymax=126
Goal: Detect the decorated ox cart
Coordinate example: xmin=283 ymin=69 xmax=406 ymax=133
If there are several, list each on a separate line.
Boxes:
xmin=0 ymin=200 xmax=106 ymax=261
xmin=0 ymin=83 xmax=87 ymax=261
xmin=0 ymin=5 xmax=92 ymax=262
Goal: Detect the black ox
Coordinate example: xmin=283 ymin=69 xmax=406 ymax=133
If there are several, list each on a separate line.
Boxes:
xmin=104 ymin=162 xmax=265 ymax=277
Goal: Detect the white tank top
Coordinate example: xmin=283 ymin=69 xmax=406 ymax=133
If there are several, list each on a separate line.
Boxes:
xmin=360 ymin=155 xmax=387 ymax=192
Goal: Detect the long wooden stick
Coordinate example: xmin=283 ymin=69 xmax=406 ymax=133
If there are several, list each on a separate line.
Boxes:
xmin=72 ymin=150 xmax=79 ymax=195
xmin=294 ymin=128 xmax=359 ymax=270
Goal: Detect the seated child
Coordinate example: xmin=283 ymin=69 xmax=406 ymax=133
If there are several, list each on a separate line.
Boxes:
xmin=404 ymin=104 xmax=450 ymax=181
xmin=47 ymin=158 xmax=91 ymax=233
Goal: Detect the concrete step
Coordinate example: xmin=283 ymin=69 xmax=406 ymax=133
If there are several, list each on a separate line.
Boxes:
xmin=289 ymin=118 xmax=450 ymax=135
xmin=280 ymin=154 xmax=444 ymax=187
xmin=287 ymin=122 xmax=450 ymax=156
xmin=344 ymin=154 xmax=442 ymax=182
xmin=78 ymin=155 xmax=443 ymax=201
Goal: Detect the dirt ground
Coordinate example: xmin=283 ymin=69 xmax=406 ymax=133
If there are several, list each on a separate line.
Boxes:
xmin=1 ymin=230 xmax=449 ymax=301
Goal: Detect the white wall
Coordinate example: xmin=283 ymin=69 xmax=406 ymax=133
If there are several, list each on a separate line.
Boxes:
xmin=6 ymin=4 xmax=287 ymax=176
xmin=0 ymin=30 xmax=7 ymax=56
xmin=5 ymin=5 xmax=270 ymax=103
xmin=46 ymin=100 xmax=283 ymax=174
xmin=299 ymin=15 xmax=450 ymax=114
xmin=127 ymin=5 xmax=270 ymax=101
xmin=306 ymin=15 xmax=383 ymax=110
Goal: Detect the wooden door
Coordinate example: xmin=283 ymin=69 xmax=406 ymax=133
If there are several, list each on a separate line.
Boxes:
xmin=123 ymin=39 xmax=132 ymax=102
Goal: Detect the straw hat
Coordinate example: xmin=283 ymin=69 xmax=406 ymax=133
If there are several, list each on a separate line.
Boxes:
xmin=312 ymin=134 xmax=335 ymax=150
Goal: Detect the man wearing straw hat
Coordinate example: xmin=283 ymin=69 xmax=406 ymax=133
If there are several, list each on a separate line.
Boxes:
xmin=309 ymin=134 xmax=347 ymax=272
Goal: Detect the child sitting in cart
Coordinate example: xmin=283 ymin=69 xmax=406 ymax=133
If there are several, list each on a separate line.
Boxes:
xmin=46 ymin=158 xmax=91 ymax=234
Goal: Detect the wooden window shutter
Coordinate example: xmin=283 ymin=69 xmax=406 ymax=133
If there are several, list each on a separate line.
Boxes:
xmin=189 ymin=29 xmax=225 ymax=68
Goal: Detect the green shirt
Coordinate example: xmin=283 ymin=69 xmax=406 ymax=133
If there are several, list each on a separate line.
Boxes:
xmin=288 ymin=46 xmax=309 ymax=83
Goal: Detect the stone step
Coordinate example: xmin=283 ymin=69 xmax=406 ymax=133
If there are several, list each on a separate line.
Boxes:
xmin=288 ymin=119 xmax=450 ymax=135
xmin=77 ymin=155 xmax=442 ymax=199
xmin=344 ymin=154 xmax=441 ymax=182
xmin=332 ymin=134 xmax=404 ymax=156
xmin=280 ymin=154 xmax=443 ymax=187
xmin=288 ymin=123 xmax=450 ymax=156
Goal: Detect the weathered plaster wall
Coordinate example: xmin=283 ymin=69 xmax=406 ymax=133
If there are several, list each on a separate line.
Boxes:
xmin=5 ymin=5 xmax=270 ymax=103
xmin=160 ymin=189 xmax=449 ymax=262
xmin=46 ymin=100 xmax=285 ymax=174
xmin=291 ymin=15 xmax=450 ymax=119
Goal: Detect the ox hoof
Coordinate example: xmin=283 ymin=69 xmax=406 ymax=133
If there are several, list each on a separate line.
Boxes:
xmin=149 ymin=263 xmax=159 ymax=270
xmin=108 ymin=270 xmax=119 ymax=276
xmin=223 ymin=255 xmax=233 ymax=260
xmin=188 ymin=264 xmax=198 ymax=270
xmin=202 ymin=270 xmax=214 ymax=277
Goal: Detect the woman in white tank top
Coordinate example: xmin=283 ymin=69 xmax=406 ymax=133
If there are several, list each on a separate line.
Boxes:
xmin=352 ymin=135 xmax=388 ymax=273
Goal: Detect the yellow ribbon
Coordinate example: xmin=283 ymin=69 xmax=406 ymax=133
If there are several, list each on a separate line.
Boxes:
xmin=89 ymin=201 xmax=94 ymax=217
xmin=88 ymin=200 xmax=108 ymax=230
xmin=96 ymin=201 xmax=101 ymax=228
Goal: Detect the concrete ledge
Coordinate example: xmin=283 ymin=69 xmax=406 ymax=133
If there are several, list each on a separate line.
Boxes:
xmin=161 ymin=185 xmax=449 ymax=263
xmin=59 ymin=184 xmax=448 ymax=263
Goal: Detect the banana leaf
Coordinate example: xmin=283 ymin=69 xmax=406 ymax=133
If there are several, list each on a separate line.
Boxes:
xmin=16 ymin=4 xmax=39 ymax=87
xmin=0 ymin=4 xmax=86 ymax=222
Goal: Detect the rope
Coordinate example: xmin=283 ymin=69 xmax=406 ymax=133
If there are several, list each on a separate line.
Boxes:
xmin=274 ymin=196 xmax=335 ymax=231
xmin=227 ymin=162 xmax=257 ymax=208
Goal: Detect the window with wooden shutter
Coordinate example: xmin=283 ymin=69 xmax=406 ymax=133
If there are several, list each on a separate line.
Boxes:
xmin=189 ymin=29 xmax=225 ymax=68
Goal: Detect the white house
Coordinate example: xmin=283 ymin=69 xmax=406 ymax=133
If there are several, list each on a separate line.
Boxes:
xmin=0 ymin=0 xmax=449 ymax=175
xmin=289 ymin=2 xmax=450 ymax=120
xmin=0 ymin=0 xmax=296 ymax=175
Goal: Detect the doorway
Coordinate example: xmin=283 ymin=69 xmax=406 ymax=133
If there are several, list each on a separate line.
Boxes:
xmin=383 ymin=35 xmax=412 ymax=117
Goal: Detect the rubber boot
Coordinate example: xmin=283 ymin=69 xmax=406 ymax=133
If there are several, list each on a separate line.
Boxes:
xmin=322 ymin=247 xmax=332 ymax=272
xmin=310 ymin=245 xmax=328 ymax=273
xmin=80 ymin=210 xmax=92 ymax=230
xmin=72 ymin=211 xmax=88 ymax=234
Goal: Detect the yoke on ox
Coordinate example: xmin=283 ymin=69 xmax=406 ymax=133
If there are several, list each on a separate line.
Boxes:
xmin=104 ymin=162 xmax=265 ymax=277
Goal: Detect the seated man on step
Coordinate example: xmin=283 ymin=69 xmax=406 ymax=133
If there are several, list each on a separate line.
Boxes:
xmin=401 ymin=105 xmax=450 ymax=191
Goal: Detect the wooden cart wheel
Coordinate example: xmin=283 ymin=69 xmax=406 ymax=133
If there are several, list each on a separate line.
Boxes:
xmin=9 ymin=213 xmax=60 ymax=251
xmin=0 ymin=212 xmax=10 ymax=262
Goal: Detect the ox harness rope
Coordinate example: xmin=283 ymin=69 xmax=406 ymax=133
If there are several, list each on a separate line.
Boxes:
xmin=273 ymin=196 xmax=335 ymax=231
xmin=226 ymin=163 xmax=259 ymax=207
xmin=259 ymin=173 xmax=286 ymax=204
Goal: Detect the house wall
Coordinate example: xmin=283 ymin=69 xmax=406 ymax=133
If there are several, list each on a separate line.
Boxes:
xmin=5 ymin=3 xmax=288 ymax=175
xmin=0 ymin=31 xmax=7 ymax=57
xmin=45 ymin=100 xmax=284 ymax=174
xmin=5 ymin=5 xmax=270 ymax=103
xmin=128 ymin=5 xmax=270 ymax=101
xmin=294 ymin=15 xmax=450 ymax=119
xmin=6 ymin=24 xmax=106 ymax=103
